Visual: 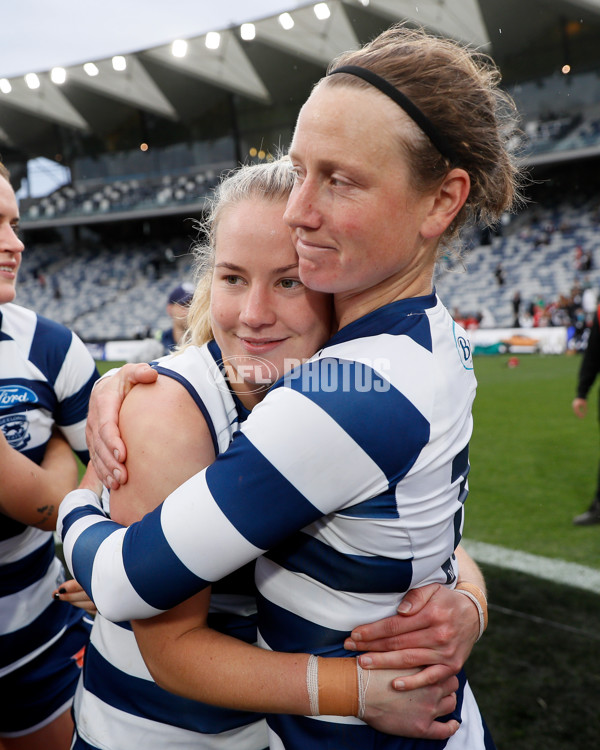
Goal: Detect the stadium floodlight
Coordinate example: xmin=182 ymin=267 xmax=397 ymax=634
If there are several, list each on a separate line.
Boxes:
xmin=279 ymin=12 xmax=294 ymax=30
xmin=171 ymin=39 xmax=188 ymax=58
xmin=240 ymin=23 xmax=256 ymax=41
xmin=51 ymin=67 xmax=67 ymax=85
xmin=83 ymin=62 xmax=99 ymax=77
xmin=206 ymin=31 xmax=221 ymax=50
xmin=112 ymin=55 xmax=127 ymax=72
xmin=25 ymin=73 xmax=40 ymax=90
xmin=314 ymin=3 xmax=330 ymax=20
xmin=0 ymin=79 xmax=11 ymax=94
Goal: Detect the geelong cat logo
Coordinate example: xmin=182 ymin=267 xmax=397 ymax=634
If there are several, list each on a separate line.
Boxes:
xmin=0 ymin=413 xmax=31 ymax=450
xmin=0 ymin=385 xmax=39 ymax=409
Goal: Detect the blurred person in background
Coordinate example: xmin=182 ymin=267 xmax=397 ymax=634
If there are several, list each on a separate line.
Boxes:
xmin=572 ymin=303 xmax=600 ymax=525
xmin=0 ymin=160 xmax=98 ymax=749
xmin=159 ymin=281 xmax=194 ymax=353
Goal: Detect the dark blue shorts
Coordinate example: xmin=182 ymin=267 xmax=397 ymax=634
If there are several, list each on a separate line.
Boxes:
xmin=0 ymin=611 xmax=92 ymax=736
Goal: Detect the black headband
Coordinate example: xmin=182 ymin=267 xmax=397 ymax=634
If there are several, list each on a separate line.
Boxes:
xmin=328 ymin=65 xmax=458 ymax=164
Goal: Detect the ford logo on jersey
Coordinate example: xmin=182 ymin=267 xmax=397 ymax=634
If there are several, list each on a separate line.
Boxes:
xmin=0 ymin=385 xmax=39 ymax=408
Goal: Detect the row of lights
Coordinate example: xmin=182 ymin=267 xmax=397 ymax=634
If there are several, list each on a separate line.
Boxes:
xmin=0 ymin=1 xmax=366 ymax=94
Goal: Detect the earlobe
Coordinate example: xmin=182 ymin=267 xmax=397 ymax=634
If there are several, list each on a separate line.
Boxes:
xmin=420 ymin=168 xmax=470 ymax=239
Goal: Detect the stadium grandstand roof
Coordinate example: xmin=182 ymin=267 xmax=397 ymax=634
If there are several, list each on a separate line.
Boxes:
xmin=2 ymin=0 xmax=600 ymax=169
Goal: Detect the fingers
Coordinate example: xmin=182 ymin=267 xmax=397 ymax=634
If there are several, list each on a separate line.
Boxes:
xmin=52 ymin=579 xmax=98 ymax=614
xmin=348 ymin=585 xmax=443 ymax=649
xmin=396 ymin=583 xmax=441 ymax=615
xmin=392 ymin=665 xmax=456 ymax=692
xmin=130 ymin=363 xmax=159 ymax=385
xmin=423 ymin=718 xmax=459 ymax=741
xmin=355 ymin=646 xmax=433 ymax=670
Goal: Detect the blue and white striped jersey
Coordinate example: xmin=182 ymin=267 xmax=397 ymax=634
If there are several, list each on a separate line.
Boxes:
xmin=0 ymin=302 xmax=98 ymax=676
xmin=73 ymin=341 xmax=267 ymax=750
xmin=60 ymin=293 xmax=492 ymax=749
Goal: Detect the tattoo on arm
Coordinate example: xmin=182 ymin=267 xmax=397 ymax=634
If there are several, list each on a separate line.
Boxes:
xmin=33 ymin=504 xmax=55 ymax=526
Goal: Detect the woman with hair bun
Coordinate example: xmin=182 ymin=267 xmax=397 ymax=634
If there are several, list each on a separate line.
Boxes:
xmin=61 ymin=24 xmax=521 ymax=749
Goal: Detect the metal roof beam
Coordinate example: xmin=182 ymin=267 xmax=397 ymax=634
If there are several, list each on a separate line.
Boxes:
xmin=255 ymin=2 xmax=360 ymax=67
xmin=65 ymin=56 xmax=178 ymax=120
xmin=144 ymin=31 xmax=271 ymax=103
xmin=0 ymin=74 xmax=90 ymax=130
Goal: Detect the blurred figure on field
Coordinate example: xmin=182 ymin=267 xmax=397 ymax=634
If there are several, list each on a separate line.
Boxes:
xmin=572 ymin=305 xmax=600 ymax=525
xmin=511 ymin=290 xmax=521 ymax=328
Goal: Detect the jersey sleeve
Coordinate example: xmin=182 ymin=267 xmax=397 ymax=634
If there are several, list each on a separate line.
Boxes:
xmin=53 ymin=330 xmax=99 ymax=463
xmin=59 ymin=358 xmax=428 ymax=621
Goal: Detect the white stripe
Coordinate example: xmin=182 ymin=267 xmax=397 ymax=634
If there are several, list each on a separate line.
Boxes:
xmin=0 ymin=557 xmax=62 ymax=634
xmin=325 ymin=332 xmax=435 ymax=417
xmin=60 ymin=418 xmax=88 ymax=454
xmin=54 ymin=332 xmax=95 ymax=401
xmin=445 ymin=681 xmax=486 ymax=749
xmin=463 ymin=539 xmax=600 ymax=594
xmin=90 ymin=617 xmax=152 ymax=680
xmin=0 ymin=525 xmax=49 ymax=563
xmin=161 ymin=470 xmax=264 ymax=581
xmin=91 ymin=532 xmax=164 ymax=621
xmin=256 ymin=557 xmax=398 ymax=632
xmin=243 ymin=389 xmax=388 ymax=513
xmin=74 ymin=687 xmax=267 ymax=750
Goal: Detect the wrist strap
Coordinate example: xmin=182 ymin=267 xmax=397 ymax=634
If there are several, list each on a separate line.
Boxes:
xmin=306 ymin=656 xmax=360 ymax=717
xmin=455 ymin=582 xmax=488 ymax=641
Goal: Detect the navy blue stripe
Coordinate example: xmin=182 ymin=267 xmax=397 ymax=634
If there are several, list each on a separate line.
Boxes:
xmin=154 ymin=365 xmax=219 ymax=456
xmin=1 ymin=613 xmax=90 ymax=733
xmin=29 ymin=315 xmax=73 ymax=385
xmin=0 ymin=513 xmax=27 ymax=541
xmin=83 ymin=640 xmax=263 ymax=732
xmin=122 ymin=504 xmax=211 ymax=611
xmin=334 ymin=489 xmax=400 ymax=519
xmin=451 ymin=444 xmax=470 ymax=484
xmin=206 ymin=432 xmax=322 ymax=551
xmin=0 ymin=377 xmax=56 ymax=412
xmin=326 ymin=293 xmax=436 ymax=350
xmin=453 ymin=506 xmax=464 ymax=551
xmin=282 ymin=359 xmax=430 ymax=483
xmin=66 ymin=507 xmax=124 ymax=598
xmin=0 ymin=597 xmax=85 ymax=669
xmin=264 ymin=531 xmax=413 ymax=594
xmin=257 ymin=591 xmax=351 ymax=654
xmin=0 ymin=536 xmax=54 ymax=596
xmin=56 ymin=370 xmax=98 ymax=428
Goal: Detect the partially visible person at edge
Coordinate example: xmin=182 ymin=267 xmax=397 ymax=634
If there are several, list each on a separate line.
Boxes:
xmin=0 ymin=160 xmax=99 ymax=749
xmin=572 ymin=304 xmax=600 ymax=525
xmin=59 ymin=24 xmax=521 ymax=749
xmin=55 ymin=158 xmax=481 ymax=749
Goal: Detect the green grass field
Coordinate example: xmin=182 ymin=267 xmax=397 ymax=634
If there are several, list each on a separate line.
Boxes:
xmin=468 ymin=353 xmax=599 ymax=569
xmin=93 ymin=354 xmax=600 ymax=748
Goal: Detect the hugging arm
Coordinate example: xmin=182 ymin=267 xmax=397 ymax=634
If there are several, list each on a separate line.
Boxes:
xmin=345 ymin=546 xmax=486 ymax=690
xmin=98 ymin=370 xmax=459 ymax=739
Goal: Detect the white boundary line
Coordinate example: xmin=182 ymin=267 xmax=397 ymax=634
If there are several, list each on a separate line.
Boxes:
xmin=463 ymin=539 xmax=600 ymax=594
